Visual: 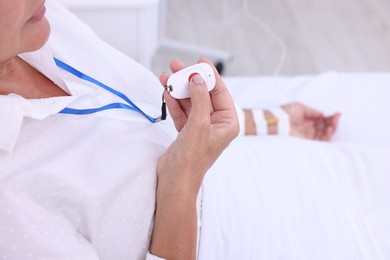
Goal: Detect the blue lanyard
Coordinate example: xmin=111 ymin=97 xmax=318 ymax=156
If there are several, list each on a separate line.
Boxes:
xmin=54 ymin=58 xmax=165 ymax=123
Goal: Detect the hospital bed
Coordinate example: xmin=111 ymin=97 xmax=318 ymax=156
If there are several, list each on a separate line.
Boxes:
xmin=197 ymin=72 xmax=390 ymax=259
xmin=56 ymin=1 xmax=390 ymax=258
xmin=15 ymin=1 xmax=387 ymax=259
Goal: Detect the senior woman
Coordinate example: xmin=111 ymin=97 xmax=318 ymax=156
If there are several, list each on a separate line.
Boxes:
xmin=0 ymin=1 xmax=341 ymax=260
xmin=0 ymin=0 xmax=238 ymax=259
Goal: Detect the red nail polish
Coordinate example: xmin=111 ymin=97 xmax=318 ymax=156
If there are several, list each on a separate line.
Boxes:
xmin=189 ymin=73 xmax=205 ymax=84
xmin=188 ymin=73 xmax=198 ymax=82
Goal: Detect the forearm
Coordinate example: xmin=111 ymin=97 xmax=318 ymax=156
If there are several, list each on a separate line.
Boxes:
xmin=241 ymin=103 xmax=339 ymax=141
xmin=150 ymin=58 xmax=239 ymax=259
xmin=243 ymin=109 xmax=278 ymax=135
xmin=150 ymin=183 xmax=199 ymax=260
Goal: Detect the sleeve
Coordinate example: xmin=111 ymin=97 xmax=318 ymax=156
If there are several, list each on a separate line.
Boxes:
xmin=146 ymin=252 xmax=167 ymax=260
xmin=234 ymin=103 xmax=246 ymax=136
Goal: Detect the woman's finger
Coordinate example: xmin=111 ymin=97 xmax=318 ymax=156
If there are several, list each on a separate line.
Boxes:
xmin=170 ymin=59 xmax=186 ymax=73
xmin=186 ymin=74 xmax=212 ymax=129
xmin=322 ymin=126 xmax=334 ymax=141
xmin=196 ymin=57 xmax=237 ymax=132
xmin=159 ymin=72 xmax=170 ymax=87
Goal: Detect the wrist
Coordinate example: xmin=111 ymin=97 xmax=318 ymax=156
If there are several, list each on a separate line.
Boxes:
xmin=263 ymin=110 xmax=278 ymax=135
xmin=156 ymin=174 xmax=201 ymax=204
xmin=269 ymin=108 xmax=291 ymax=135
xmin=244 ymin=108 xmax=290 ymax=136
xmin=156 ymin=161 xmax=203 ymax=201
xmin=245 ymin=109 xmax=278 ymax=135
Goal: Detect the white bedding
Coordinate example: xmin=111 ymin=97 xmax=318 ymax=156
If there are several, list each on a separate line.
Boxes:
xmin=226 ymin=72 xmax=390 ymax=148
xmin=197 ymin=72 xmax=390 ymax=259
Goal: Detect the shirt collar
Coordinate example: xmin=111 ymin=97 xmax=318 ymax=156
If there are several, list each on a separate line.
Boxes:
xmin=19 ymin=43 xmax=70 ymax=95
xmin=0 ymin=44 xmax=77 ymax=153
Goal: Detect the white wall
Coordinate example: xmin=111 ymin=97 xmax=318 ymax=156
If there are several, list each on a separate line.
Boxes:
xmin=57 ymin=0 xmax=161 ymax=68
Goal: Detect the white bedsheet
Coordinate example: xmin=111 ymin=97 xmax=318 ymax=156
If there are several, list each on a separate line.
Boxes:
xmin=225 ymin=72 xmax=390 ymax=148
xmin=197 ymin=72 xmax=390 ymax=259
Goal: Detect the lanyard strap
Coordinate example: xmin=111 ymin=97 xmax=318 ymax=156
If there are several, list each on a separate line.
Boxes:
xmin=54 ymin=58 xmax=165 ymax=123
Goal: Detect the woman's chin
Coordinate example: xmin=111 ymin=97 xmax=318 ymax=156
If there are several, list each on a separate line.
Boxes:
xmin=24 ymin=17 xmax=51 ymax=53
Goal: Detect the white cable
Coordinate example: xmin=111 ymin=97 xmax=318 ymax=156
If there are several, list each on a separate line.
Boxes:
xmin=169 ymin=0 xmax=241 ymax=29
xmin=238 ymin=0 xmax=289 ymax=106
xmin=240 ymin=0 xmax=287 ymax=77
xmin=168 ymin=0 xmax=287 ymax=77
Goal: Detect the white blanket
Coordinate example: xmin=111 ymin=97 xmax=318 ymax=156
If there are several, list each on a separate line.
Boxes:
xmin=198 ymin=72 xmax=390 ymax=259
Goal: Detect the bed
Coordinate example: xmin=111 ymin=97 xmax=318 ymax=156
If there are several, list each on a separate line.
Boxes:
xmin=197 ymin=72 xmax=390 ymax=259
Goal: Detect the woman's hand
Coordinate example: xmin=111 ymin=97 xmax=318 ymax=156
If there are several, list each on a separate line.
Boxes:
xmin=282 ymin=102 xmax=340 ymax=141
xmin=150 ymin=57 xmax=239 ymax=260
xmin=157 ymin=57 xmax=239 ymax=190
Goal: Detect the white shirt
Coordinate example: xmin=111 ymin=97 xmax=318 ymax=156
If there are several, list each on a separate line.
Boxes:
xmin=0 ymin=1 xmax=175 ymax=259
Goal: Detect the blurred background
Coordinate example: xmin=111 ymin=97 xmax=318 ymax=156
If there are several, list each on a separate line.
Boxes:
xmin=58 ymin=0 xmax=390 ymax=76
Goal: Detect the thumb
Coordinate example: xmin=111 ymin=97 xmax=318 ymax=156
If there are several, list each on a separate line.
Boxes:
xmin=187 ymin=74 xmax=212 ymax=125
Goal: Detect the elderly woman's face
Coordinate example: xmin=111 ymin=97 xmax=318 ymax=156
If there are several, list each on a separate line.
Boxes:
xmin=0 ymin=0 xmax=50 ymax=64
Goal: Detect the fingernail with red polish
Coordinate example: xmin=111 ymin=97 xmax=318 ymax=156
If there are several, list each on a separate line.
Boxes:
xmin=189 ymin=73 xmax=205 ymax=84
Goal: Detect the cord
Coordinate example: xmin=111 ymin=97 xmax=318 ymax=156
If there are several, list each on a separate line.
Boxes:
xmin=168 ymin=0 xmax=287 ymax=77
xmin=241 ymin=0 xmax=287 ymax=77
xmin=169 ymin=0 xmax=241 ymax=29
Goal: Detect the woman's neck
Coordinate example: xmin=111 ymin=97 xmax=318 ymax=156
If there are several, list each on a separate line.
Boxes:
xmin=0 ymin=57 xmax=69 ymax=99
xmin=0 ymin=58 xmax=15 ymax=80
xmin=0 ymin=58 xmax=23 ymax=95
